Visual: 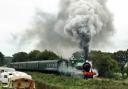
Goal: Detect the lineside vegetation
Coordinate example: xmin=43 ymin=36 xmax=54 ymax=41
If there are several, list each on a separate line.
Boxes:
xmin=28 ymin=72 xmax=128 ymax=89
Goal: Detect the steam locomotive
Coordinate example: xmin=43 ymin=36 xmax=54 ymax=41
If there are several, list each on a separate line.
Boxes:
xmin=82 ymin=60 xmax=96 ymax=79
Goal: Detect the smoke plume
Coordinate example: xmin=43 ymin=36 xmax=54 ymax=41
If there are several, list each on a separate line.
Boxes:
xmin=18 ymin=0 xmax=114 ymax=58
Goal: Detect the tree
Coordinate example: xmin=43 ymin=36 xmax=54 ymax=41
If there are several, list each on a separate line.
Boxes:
xmin=112 ymin=50 xmax=128 ymax=78
xmin=28 ymin=50 xmax=40 ymax=61
xmin=90 ymin=51 xmax=119 ymax=78
xmin=12 ymin=52 xmax=28 ymax=62
xmin=126 ymin=65 xmax=128 ymax=77
xmin=0 ymin=52 xmax=5 ymax=66
xmin=37 ymin=50 xmax=59 ymax=60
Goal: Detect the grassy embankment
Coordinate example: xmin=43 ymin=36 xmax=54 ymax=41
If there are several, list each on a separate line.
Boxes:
xmin=0 ymin=83 xmax=3 ymax=89
xmin=27 ymin=72 xmax=128 ymax=89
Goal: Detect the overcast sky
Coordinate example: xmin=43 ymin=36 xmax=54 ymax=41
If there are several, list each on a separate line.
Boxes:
xmin=0 ymin=0 xmax=128 ymax=56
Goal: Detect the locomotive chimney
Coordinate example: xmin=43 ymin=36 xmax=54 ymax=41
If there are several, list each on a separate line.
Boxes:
xmin=83 ymin=46 xmax=89 ymax=61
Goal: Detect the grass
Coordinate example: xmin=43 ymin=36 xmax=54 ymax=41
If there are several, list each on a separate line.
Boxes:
xmin=27 ymin=72 xmax=128 ymax=89
xmin=0 ymin=82 xmax=3 ymax=89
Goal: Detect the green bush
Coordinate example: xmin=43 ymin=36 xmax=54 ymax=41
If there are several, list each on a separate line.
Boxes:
xmin=90 ymin=51 xmax=119 ymax=78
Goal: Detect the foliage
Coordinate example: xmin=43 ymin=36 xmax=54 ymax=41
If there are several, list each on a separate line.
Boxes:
xmin=28 ymin=72 xmax=128 ymax=89
xmin=28 ymin=50 xmax=40 ymax=61
xmin=112 ymin=50 xmax=128 ymax=63
xmin=12 ymin=52 xmax=28 ymax=62
xmin=125 ymin=65 xmax=128 ymax=77
xmin=0 ymin=52 xmax=5 ymax=66
xmin=12 ymin=50 xmax=60 ymax=62
xmin=37 ymin=50 xmax=59 ymax=60
xmin=112 ymin=50 xmax=128 ymax=78
xmin=4 ymin=57 xmax=12 ymax=65
xmin=90 ymin=51 xmax=119 ymax=78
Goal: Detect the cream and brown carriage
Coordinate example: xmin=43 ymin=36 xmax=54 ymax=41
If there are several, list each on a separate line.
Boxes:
xmin=3 ymin=74 xmax=35 ymax=89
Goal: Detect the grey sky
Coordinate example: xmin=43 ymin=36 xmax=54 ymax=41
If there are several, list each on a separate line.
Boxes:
xmin=0 ymin=0 xmax=127 ymax=56
xmin=106 ymin=0 xmax=128 ymax=52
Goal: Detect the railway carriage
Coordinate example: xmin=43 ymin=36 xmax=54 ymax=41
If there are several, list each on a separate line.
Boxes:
xmin=9 ymin=59 xmax=66 ymax=73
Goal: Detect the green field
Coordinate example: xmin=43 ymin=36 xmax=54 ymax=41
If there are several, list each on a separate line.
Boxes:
xmin=0 ymin=83 xmax=3 ymax=89
xmin=27 ymin=72 xmax=128 ymax=89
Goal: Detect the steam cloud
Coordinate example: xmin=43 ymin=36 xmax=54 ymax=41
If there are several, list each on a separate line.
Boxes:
xmin=18 ymin=0 xmax=114 ymax=58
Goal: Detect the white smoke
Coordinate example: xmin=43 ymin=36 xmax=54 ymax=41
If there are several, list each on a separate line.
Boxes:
xmin=56 ymin=0 xmax=113 ymax=52
xmin=19 ymin=0 xmax=114 ymax=58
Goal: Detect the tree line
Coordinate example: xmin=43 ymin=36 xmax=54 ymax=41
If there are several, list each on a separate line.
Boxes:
xmin=12 ymin=50 xmax=60 ymax=62
xmin=0 ymin=50 xmax=59 ymax=66
xmin=89 ymin=50 xmax=128 ymax=78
